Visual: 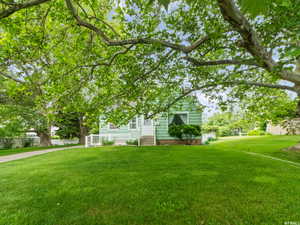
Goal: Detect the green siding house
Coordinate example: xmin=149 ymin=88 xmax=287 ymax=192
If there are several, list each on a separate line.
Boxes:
xmin=86 ymin=96 xmax=202 ymax=146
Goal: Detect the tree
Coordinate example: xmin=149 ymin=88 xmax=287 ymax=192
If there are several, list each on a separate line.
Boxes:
xmin=0 ymin=3 xmax=110 ymax=145
xmin=241 ymin=91 xmax=297 ymax=125
xmin=170 ymin=114 xmax=185 ymax=126
xmin=54 ymin=111 xmax=80 ymax=139
xmin=0 ymin=79 xmax=53 ymax=146
xmin=203 ymin=112 xmax=253 ymax=136
xmin=1 ymin=0 xmax=300 ymax=148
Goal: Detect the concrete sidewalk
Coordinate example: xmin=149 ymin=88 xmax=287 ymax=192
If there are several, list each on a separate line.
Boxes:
xmin=0 ymin=145 xmax=83 ymax=163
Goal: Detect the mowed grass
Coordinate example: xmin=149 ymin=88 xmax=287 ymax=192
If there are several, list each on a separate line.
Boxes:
xmin=213 ymin=135 xmax=300 ymax=162
xmin=0 ymin=144 xmax=80 ymax=157
xmin=1 ymin=136 xmax=300 ymax=225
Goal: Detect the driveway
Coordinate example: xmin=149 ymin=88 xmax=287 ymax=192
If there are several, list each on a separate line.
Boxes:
xmin=0 ymin=145 xmax=83 ymax=163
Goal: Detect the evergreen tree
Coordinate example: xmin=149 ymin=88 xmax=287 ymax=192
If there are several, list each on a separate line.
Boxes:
xmin=170 ymin=114 xmax=185 ymax=125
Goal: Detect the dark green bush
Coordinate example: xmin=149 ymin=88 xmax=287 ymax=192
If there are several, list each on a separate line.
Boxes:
xmin=168 ymin=125 xmax=184 ymax=140
xmin=22 ymin=138 xmax=34 ymax=147
xmin=101 ymin=138 xmax=115 ymax=146
xmin=0 ymin=138 xmax=14 ymax=149
xmin=126 ymin=139 xmax=138 ymax=146
xmin=207 ymin=137 xmax=217 ymax=142
xmin=168 ymin=124 xmax=201 ymax=144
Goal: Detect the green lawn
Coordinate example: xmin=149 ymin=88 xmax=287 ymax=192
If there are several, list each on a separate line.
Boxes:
xmin=1 ymin=136 xmax=300 ymax=225
xmin=0 ymin=144 xmax=80 ymax=157
xmin=214 ymin=135 xmax=300 ymax=162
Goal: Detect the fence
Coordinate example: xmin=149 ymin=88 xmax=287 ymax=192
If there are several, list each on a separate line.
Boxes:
xmin=0 ymin=137 xmax=80 ymax=149
xmin=85 ymin=133 xmax=138 ymax=147
xmin=0 ymin=137 xmax=40 ymax=149
xmin=51 ymin=139 xmax=79 ymax=145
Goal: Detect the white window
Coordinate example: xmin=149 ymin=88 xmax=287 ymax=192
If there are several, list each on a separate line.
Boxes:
xmin=144 ymin=118 xmax=152 ymax=126
xmin=129 ymin=117 xmax=137 ymax=129
xmin=169 ymin=113 xmax=188 ymax=125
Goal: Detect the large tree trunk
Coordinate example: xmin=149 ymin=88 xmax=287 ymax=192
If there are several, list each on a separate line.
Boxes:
xmin=38 ymin=130 xmax=52 ymax=147
xmin=79 ymin=116 xmax=89 ymax=145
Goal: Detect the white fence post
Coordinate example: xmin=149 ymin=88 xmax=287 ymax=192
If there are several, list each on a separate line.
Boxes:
xmin=85 ymin=136 xmax=88 ymax=148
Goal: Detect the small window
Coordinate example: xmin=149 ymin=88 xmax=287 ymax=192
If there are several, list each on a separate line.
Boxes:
xmin=109 ymin=123 xmax=118 ymax=129
xmin=129 ymin=117 xmax=137 ymax=129
xmin=144 ymin=118 xmax=152 ymax=126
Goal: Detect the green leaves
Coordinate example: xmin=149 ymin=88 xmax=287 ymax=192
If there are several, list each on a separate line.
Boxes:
xmin=286 ymin=48 xmax=300 ymax=58
xmin=159 ymin=0 xmax=171 ymax=9
xmin=147 ymin=0 xmax=171 ymax=9
xmin=239 ymin=0 xmax=271 ymax=16
xmin=0 ymin=0 xmax=299 ymax=132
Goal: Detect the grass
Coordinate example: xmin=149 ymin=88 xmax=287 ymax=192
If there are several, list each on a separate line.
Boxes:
xmin=1 ymin=136 xmax=300 ymax=225
xmin=0 ymin=144 xmax=80 ymax=157
xmin=214 ymin=135 xmax=300 ymax=162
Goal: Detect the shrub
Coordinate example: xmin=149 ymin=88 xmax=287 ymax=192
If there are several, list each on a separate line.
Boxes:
xmin=22 ymin=138 xmax=34 ymax=147
xmin=207 ymin=137 xmax=218 ymax=142
xmin=182 ymin=125 xmax=201 ymax=144
xmin=51 ymin=135 xmax=60 ymax=139
xmin=168 ymin=125 xmax=184 ymax=140
xmin=203 ymin=137 xmax=218 ymax=145
xmin=203 ymin=140 xmax=210 ymax=145
xmin=247 ymin=129 xmax=269 ymax=136
xmin=102 ymin=138 xmax=115 ymax=146
xmin=0 ymin=138 xmax=14 ymax=149
xmin=202 ymin=125 xmax=219 ymax=133
xmin=126 ymin=139 xmax=138 ymax=146
xmin=168 ymin=124 xmax=201 ymax=144
xmin=218 ymin=126 xmax=234 ymax=137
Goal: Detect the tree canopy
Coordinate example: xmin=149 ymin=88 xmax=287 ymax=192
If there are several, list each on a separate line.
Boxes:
xmin=0 ymin=0 xmax=299 ymax=143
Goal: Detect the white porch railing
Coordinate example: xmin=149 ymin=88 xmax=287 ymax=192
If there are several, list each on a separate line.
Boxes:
xmin=85 ymin=133 xmax=138 ymax=147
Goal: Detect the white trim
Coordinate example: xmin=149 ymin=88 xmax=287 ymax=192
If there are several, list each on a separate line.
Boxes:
xmin=154 ymin=123 xmax=157 ymax=145
xmin=128 ymin=116 xmax=138 ymax=130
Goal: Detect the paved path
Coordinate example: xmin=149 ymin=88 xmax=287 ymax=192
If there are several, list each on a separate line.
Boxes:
xmin=0 ymin=146 xmax=83 ymax=163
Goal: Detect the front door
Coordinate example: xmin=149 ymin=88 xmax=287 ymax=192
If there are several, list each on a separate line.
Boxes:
xmin=141 ymin=117 xmax=154 ymax=136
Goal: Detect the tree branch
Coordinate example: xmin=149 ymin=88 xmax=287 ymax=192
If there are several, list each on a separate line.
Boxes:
xmin=217 ymin=0 xmax=274 ymax=69
xmin=79 ymin=44 xmax=134 ymax=69
xmin=212 ymin=81 xmax=296 ymax=92
xmin=147 ymin=81 xmax=296 ymax=118
xmin=0 ymin=0 xmax=51 ymax=19
xmin=217 ymin=0 xmax=300 ymax=84
xmin=183 ymin=56 xmax=259 ymax=67
xmin=0 ymin=71 xmax=24 ymax=83
xmin=65 ymin=0 xmax=209 ymax=53
xmin=133 ymin=50 xmax=174 ymax=83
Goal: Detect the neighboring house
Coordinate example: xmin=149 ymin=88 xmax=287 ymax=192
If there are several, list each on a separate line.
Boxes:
xmin=25 ymin=126 xmax=59 ymax=137
xmin=51 ymin=126 xmax=59 ymax=137
xmin=86 ymin=96 xmax=202 ymax=146
xmin=26 ymin=128 xmax=38 ymax=137
xmin=266 ymin=123 xmax=288 ymax=135
xmin=267 ymin=119 xmax=300 ymax=135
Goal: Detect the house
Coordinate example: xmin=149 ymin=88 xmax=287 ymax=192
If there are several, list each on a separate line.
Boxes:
xmin=85 ymin=96 xmax=202 ymax=146
xmin=266 ymin=123 xmax=288 ymax=135
xmin=266 ymin=118 xmax=300 ymax=135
